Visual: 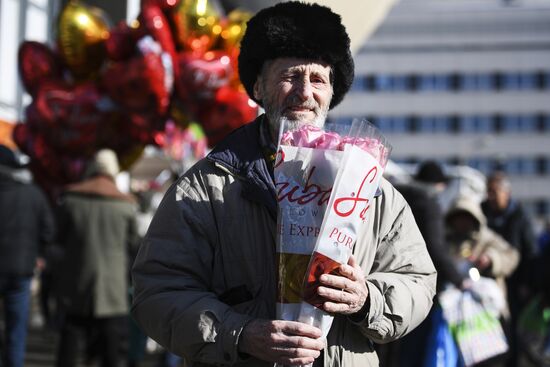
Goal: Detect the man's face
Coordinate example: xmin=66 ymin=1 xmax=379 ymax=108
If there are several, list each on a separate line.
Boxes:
xmin=253 ymin=58 xmax=333 ymax=139
xmin=486 ymin=180 xmax=510 ymax=211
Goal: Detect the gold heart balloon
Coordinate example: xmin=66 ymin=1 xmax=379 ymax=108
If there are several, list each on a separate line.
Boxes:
xmin=57 ymin=1 xmax=110 ymax=80
xmin=172 ymin=0 xmax=222 ymax=54
xmin=219 ymin=9 xmax=251 ymax=53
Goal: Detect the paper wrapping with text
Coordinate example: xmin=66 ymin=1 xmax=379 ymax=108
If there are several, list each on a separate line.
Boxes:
xmin=298 ymin=145 xmax=382 ymax=337
xmin=274 ymin=120 xmax=391 ymax=345
xmin=275 ymin=145 xmax=342 ymax=324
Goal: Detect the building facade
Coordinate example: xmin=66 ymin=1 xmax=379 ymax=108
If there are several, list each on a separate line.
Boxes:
xmin=329 ymin=0 xmax=550 ymax=222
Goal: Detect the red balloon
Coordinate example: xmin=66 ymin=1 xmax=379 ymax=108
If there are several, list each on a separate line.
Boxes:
xmin=105 ymin=21 xmax=141 ymax=61
xmin=102 ymin=50 xmax=170 ymax=115
xmin=18 ymin=41 xmax=62 ymax=96
xmin=174 ymin=50 xmax=234 ymax=108
xmin=141 ymin=0 xmax=180 ymax=10
xmin=29 ymin=81 xmax=105 ymax=153
xmin=12 ymin=123 xmax=31 ymax=154
xmin=139 ymin=5 xmax=176 ymax=57
xmin=135 ymin=113 xmax=166 ymax=142
xmin=197 ymin=86 xmax=258 ymax=146
xmin=34 ymin=81 xmax=102 ymax=128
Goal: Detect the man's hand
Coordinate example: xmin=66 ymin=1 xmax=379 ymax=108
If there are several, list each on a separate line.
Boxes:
xmin=238 ymin=319 xmax=325 ymax=365
xmin=317 ymin=255 xmax=368 ymax=315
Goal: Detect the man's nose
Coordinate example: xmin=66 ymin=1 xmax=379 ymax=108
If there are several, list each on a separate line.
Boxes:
xmin=293 ymin=77 xmax=313 ymax=101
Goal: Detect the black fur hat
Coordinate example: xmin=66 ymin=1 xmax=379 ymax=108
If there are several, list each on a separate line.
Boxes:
xmin=238 ymin=1 xmax=354 ymax=109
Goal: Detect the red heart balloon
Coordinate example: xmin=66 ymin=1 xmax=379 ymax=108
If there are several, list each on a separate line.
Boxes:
xmin=174 ymin=50 xmax=234 ymax=108
xmin=139 ymin=4 xmax=176 ymax=57
xmin=18 ymin=41 xmax=62 ymax=96
xmin=105 ymin=21 xmax=141 ymax=61
xmin=102 ymin=50 xmax=170 ymax=115
xmin=197 ymin=86 xmax=258 ymax=146
xmin=34 ymin=81 xmax=102 ymax=128
xmin=30 ymin=81 xmax=104 ymax=152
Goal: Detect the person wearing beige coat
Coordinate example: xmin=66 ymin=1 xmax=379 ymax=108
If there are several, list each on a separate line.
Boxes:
xmin=445 ymin=196 xmax=520 ymax=319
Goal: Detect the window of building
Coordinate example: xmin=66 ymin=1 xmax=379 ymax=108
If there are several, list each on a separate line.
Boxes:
xmin=374 ymin=74 xmax=393 ymax=92
xmin=501 ymin=72 xmax=538 ymax=90
xmin=418 ymin=74 xmax=452 ymax=91
xmin=350 ymin=76 xmax=366 ymax=92
xmin=519 ymin=73 xmax=537 ymax=89
xmin=503 ymin=158 xmax=537 ymax=175
xmin=466 ymin=158 xmax=493 ymax=175
xmin=459 ymin=73 xmax=495 ymax=91
xmin=417 ymin=116 xmax=453 ymax=132
xmin=459 ymin=115 xmax=494 ymax=133
xmin=374 ymin=116 xmax=411 ymax=133
xmin=502 ymin=115 xmax=537 ymax=132
xmin=502 ymin=73 xmax=522 ymax=89
xmin=373 ymin=74 xmax=411 ymax=92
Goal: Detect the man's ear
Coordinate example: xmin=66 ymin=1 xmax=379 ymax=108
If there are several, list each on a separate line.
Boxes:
xmin=253 ymin=78 xmax=263 ymax=101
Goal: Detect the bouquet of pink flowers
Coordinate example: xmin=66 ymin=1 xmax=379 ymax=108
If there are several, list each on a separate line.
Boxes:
xmin=274 ymin=119 xmax=391 ymax=340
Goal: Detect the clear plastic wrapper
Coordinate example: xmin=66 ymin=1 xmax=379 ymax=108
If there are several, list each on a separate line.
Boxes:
xmin=274 ymin=119 xmax=391 ymax=366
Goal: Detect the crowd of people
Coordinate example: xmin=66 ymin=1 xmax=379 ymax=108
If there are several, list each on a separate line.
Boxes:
xmin=0 ymin=145 xmax=184 ymax=367
xmin=2 ymin=148 xmax=548 ymax=367
xmin=1 ymin=2 xmax=549 ymax=367
xmin=379 ymin=161 xmax=549 ymax=367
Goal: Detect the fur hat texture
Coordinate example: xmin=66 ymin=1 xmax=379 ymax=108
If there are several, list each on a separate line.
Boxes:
xmin=238 ymin=1 xmax=354 ymax=109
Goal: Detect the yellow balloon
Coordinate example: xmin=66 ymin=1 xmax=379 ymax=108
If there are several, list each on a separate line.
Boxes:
xmin=57 ymin=1 xmax=110 ymax=80
xmin=172 ymin=0 xmax=222 ymax=53
xmin=219 ymin=9 xmax=251 ymax=52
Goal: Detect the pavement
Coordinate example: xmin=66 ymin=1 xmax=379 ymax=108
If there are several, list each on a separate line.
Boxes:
xmin=22 ymin=322 xmax=165 ymax=367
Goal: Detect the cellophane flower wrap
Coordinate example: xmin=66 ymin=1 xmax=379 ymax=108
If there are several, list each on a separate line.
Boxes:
xmin=274 ymin=119 xmax=391 ymax=339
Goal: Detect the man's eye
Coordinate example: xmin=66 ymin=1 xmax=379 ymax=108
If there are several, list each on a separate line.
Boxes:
xmin=311 ymin=77 xmax=327 ymax=84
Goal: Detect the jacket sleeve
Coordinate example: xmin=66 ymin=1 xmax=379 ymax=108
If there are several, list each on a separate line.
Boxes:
xmin=352 ymin=184 xmax=437 ymax=343
xmin=131 ymin=176 xmax=254 ymax=366
xmin=480 ymin=228 xmax=520 ymax=278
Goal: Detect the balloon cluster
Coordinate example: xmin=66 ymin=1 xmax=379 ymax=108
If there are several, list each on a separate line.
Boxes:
xmin=13 ymin=0 xmax=258 ymax=195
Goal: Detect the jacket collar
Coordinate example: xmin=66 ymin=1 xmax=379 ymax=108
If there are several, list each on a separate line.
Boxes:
xmin=64 ymin=175 xmax=137 ymax=203
xmin=207 ymin=115 xmax=278 ymax=219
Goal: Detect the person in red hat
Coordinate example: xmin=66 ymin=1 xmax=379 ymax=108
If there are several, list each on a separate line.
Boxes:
xmin=131 ymin=3 xmax=436 ymax=366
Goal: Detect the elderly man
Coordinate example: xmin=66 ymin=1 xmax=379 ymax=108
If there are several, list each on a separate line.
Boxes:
xmin=131 ymin=2 xmax=436 ymax=366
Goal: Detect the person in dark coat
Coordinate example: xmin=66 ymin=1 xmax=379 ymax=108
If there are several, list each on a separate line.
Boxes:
xmin=0 ymin=144 xmax=55 ymax=367
xmin=379 ymin=161 xmax=464 ymax=367
xmin=481 ymin=171 xmax=537 ymax=367
xmin=54 ymin=149 xmax=139 ymax=367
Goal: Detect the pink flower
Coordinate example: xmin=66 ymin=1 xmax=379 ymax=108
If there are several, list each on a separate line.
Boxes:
xmin=280 ymin=125 xmax=390 ymax=167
